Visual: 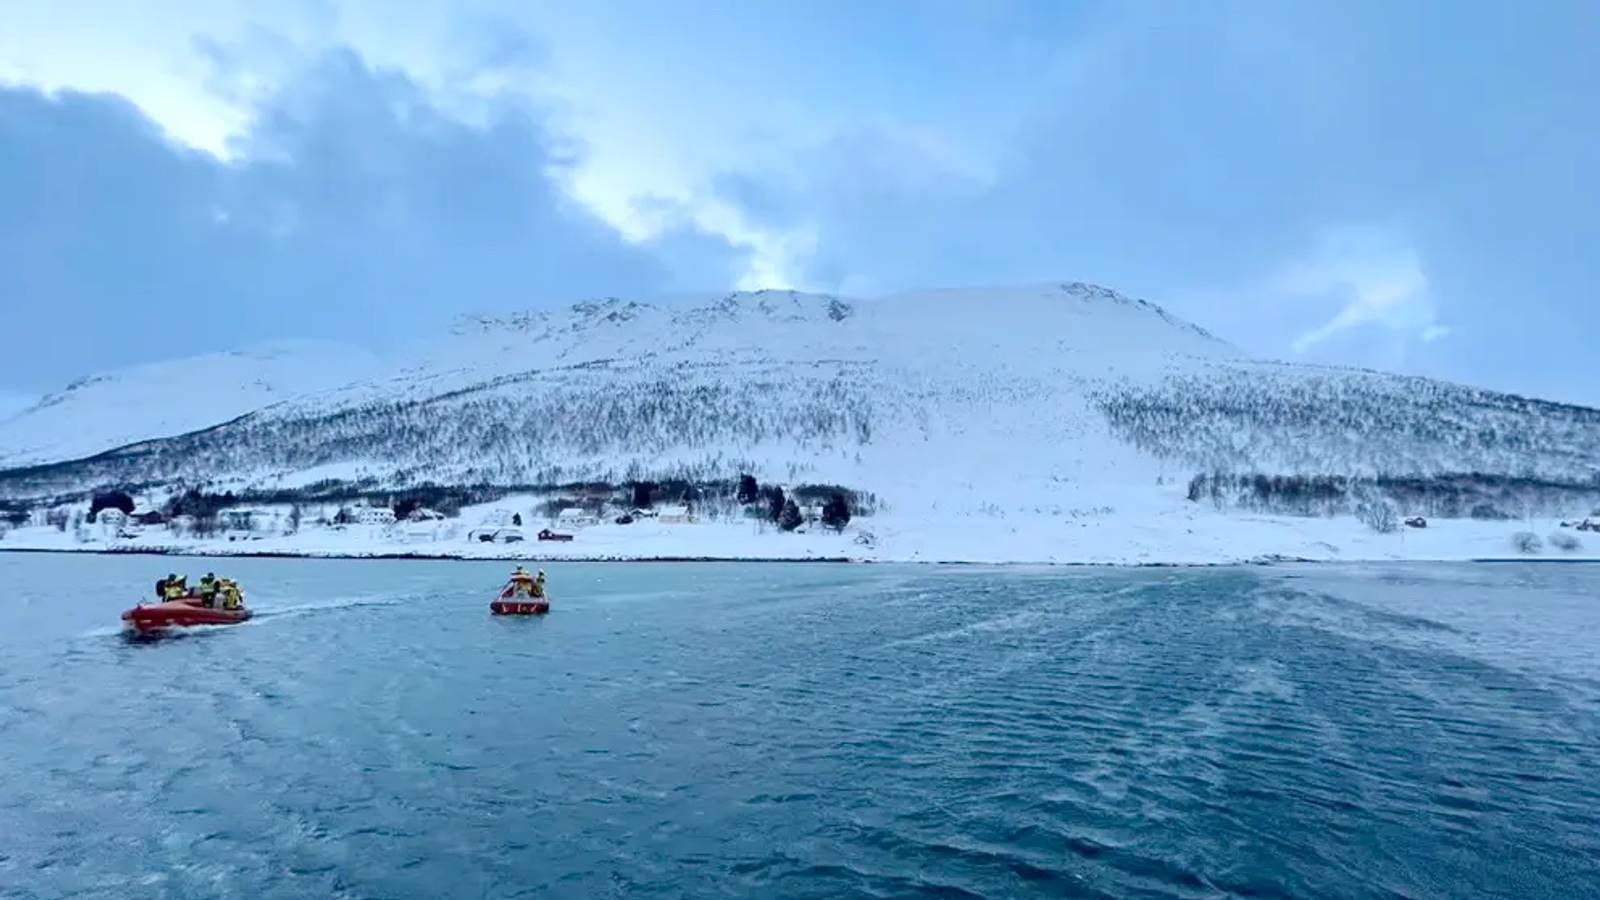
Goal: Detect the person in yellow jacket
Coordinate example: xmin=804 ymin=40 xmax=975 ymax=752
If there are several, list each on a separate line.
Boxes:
xmin=507 ymin=566 xmax=535 ymax=597
xmin=219 ymin=579 xmax=244 ymax=611
xmin=531 ymin=570 xmax=547 ymax=599
xmin=162 ymin=575 xmax=189 ymax=601
xmin=197 ymin=573 xmax=219 ymax=607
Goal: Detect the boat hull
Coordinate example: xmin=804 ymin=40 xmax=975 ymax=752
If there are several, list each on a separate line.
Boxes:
xmin=122 ymin=599 xmax=252 ymax=633
xmin=490 ymin=599 xmax=549 ymax=615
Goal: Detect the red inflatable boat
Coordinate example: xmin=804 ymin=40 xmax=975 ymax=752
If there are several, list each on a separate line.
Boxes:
xmin=490 ymin=585 xmax=549 ymax=615
xmin=122 ymin=598 xmax=252 ymax=634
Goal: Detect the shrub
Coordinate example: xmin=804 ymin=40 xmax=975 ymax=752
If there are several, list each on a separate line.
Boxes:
xmin=631 ymin=481 xmax=655 ymax=509
xmin=822 ymin=492 xmax=851 ymax=531
xmin=88 ymin=490 xmax=135 ymax=522
xmin=736 ymin=474 xmax=759 ymax=505
xmin=1511 ymin=531 xmax=1543 ymax=554
xmin=779 ymin=499 xmax=803 ymax=532
xmin=1357 ymin=500 xmax=1399 ymax=534
xmin=1470 ymin=503 xmax=1512 ymax=521
xmin=1549 ymin=532 xmax=1581 ymax=552
xmin=765 ymin=486 xmax=786 ymax=522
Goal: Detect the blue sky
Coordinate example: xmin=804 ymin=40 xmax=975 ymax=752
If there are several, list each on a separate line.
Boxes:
xmin=1 ymin=0 xmax=1596 ymax=414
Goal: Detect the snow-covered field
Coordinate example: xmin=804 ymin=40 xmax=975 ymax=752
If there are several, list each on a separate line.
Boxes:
xmin=3 ymin=502 xmax=1593 ymax=566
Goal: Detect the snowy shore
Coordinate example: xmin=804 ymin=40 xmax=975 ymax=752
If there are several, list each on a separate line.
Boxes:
xmin=4 ymin=505 xmax=1596 ymax=566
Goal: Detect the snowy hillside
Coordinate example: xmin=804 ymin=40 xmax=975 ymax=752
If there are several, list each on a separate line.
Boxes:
xmin=0 ymin=340 xmax=380 ymax=467
xmin=2 ymin=282 xmax=1598 ymax=565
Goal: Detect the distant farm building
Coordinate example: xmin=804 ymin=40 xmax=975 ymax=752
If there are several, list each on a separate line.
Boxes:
xmin=556 ymin=507 xmax=600 ymax=528
xmin=657 ymin=504 xmax=694 ymax=524
xmin=356 ymin=507 xmax=397 ymax=526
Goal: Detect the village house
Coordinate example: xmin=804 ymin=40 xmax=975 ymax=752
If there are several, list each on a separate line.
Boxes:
xmin=219 ymin=507 xmax=280 ymax=533
xmin=657 ymin=504 xmax=694 ymax=524
xmin=356 ymin=507 xmax=397 ymax=526
xmin=556 ymin=507 xmax=600 ymax=528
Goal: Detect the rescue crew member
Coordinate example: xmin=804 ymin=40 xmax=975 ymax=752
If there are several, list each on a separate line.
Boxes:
xmin=219 ymin=579 xmax=244 ymax=611
xmin=198 ymin=573 xmax=219 ymax=607
xmin=162 ymin=575 xmax=189 ymax=601
xmin=508 ymin=566 xmax=535 ymax=597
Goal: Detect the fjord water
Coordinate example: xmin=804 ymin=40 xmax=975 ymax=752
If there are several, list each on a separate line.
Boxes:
xmin=1 ymin=556 xmax=1597 ymax=899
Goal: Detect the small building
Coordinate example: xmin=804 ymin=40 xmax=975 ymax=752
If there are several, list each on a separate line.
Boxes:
xmin=406 ymin=507 xmax=446 ymax=522
xmin=657 ymin=504 xmax=693 ymax=524
xmin=556 ymin=507 xmax=599 ymax=528
xmin=97 ymin=509 xmax=129 ymax=526
xmin=220 ymin=507 xmax=279 ymax=532
xmin=357 ymin=507 xmax=396 ymax=526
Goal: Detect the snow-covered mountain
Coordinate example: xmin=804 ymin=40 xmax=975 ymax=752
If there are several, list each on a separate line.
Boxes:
xmin=0 ymin=340 xmax=379 ymax=467
xmin=2 ymin=283 xmax=1597 ymax=527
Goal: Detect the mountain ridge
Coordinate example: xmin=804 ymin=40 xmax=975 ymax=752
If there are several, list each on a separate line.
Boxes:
xmin=1 ymin=283 xmax=1595 ymax=530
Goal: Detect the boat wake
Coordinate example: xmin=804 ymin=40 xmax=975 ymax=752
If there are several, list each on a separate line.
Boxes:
xmin=253 ymin=594 xmax=408 ymax=620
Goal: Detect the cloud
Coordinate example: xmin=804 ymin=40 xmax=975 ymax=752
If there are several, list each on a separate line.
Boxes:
xmin=0 ymin=49 xmax=747 ymax=391
xmin=1281 ymin=225 xmax=1440 ymax=353
xmin=714 ymin=4 xmax=1380 ymax=299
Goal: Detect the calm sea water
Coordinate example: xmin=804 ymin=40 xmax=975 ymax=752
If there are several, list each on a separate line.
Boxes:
xmin=1 ymin=554 xmax=1597 ymax=899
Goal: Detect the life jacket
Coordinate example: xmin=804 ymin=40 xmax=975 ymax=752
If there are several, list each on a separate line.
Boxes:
xmin=531 ymin=577 xmax=546 ymax=598
xmin=221 ymin=583 xmax=242 ymax=610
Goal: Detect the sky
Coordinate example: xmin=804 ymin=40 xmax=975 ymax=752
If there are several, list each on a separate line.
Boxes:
xmin=1 ymin=0 xmax=1596 ymax=413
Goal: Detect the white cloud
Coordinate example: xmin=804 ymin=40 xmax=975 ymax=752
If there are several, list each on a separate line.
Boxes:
xmin=1283 ymin=224 xmax=1444 ymax=353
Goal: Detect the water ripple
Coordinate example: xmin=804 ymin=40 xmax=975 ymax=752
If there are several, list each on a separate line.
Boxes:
xmin=1 ymin=558 xmax=1598 ymax=898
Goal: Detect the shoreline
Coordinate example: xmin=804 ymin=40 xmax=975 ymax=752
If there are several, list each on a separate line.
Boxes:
xmin=3 ymin=545 xmax=1597 ymax=567
xmin=0 ymin=546 xmax=857 ymax=564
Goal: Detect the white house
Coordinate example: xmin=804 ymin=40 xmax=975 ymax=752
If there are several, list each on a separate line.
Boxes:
xmin=97 ymin=508 xmax=128 ymax=526
xmin=556 ymin=507 xmax=599 ymax=528
xmin=657 ymin=504 xmax=693 ymax=524
xmin=357 ymin=507 xmax=397 ymax=526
